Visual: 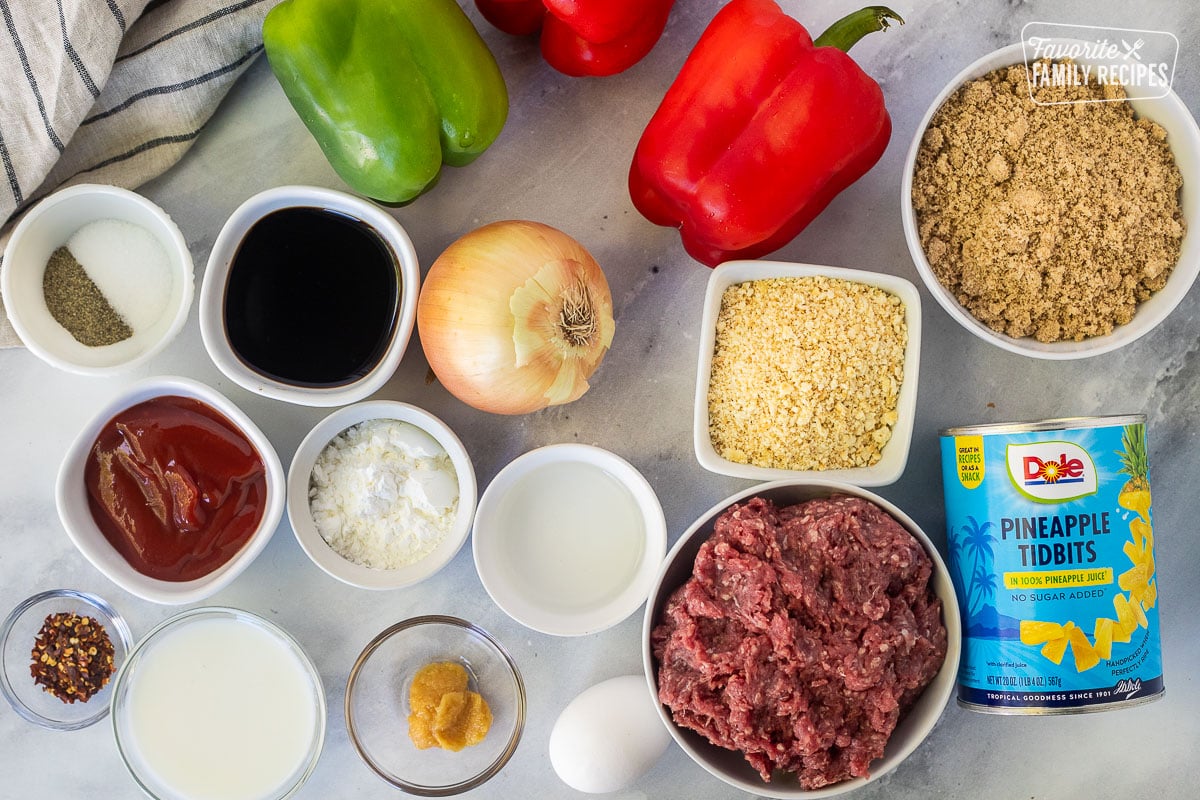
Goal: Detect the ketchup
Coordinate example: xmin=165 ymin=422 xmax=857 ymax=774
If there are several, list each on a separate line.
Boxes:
xmin=84 ymin=395 xmax=268 ymax=582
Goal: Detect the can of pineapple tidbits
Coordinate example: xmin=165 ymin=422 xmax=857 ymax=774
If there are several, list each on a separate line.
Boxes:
xmin=939 ymin=415 xmax=1163 ymax=714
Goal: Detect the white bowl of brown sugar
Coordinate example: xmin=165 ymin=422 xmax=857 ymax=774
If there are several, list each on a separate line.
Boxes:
xmin=903 ymin=42 xmax=1200 ymax=359
xmin=1 ymin=184 xmax=194 ymax=374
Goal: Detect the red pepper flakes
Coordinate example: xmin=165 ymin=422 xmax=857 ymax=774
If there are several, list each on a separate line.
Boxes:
xmin=29 ymin=612 xmax=116 ymax=704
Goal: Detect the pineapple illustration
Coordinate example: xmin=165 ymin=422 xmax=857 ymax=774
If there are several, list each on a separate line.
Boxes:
xmin=1116 ymin=424 xmax=1151 ymax=522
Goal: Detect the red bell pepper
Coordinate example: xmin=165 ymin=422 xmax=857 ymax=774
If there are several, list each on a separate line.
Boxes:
xmin=474 ymin=0 xmax=543 ymax=35
xmin=629 ymin=0 xmax=903 ymax=267
xmin=475 ymin=0 xmax=674 ymax=77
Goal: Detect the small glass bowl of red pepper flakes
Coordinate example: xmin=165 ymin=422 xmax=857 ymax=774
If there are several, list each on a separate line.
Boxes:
xmin=0 ymin=589 xmax=133 ymax=730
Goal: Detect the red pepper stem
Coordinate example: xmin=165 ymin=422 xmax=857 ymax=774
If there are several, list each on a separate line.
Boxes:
xmin=813 ymin=7 xmax=904 ymax=53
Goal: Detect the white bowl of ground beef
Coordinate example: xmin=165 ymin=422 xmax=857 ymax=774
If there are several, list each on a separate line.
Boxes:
xmin=643 ymin=480 xmax=960 ymax=798
xmin=902 ymin=42 xmax=1200 ymax=359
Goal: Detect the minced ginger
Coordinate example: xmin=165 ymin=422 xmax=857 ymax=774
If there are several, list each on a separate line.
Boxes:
xmin=912 ymin=60 xmax=1185 ymax=343
xmin=408 ymin=661 xmax=492 ymax=751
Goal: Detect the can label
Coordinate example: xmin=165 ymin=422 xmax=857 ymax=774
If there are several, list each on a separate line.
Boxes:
xmin=940 ymin=417 xmax=1162 ymax=712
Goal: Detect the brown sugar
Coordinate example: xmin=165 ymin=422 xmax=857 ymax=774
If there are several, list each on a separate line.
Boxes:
xmin=912 ymin=61 xmax=1185 ymax=343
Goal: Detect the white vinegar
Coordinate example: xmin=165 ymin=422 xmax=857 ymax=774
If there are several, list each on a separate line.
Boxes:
xmin=496 ymin=460 xmax=646 ymax=614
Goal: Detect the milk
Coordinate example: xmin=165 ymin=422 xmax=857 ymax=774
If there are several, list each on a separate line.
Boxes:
xmin=121 ymin=615 xmax=320 ymax=800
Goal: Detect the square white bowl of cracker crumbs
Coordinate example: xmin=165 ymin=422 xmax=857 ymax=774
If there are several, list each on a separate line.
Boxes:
xmin=693 ymin=261 xmax=921 ymax=487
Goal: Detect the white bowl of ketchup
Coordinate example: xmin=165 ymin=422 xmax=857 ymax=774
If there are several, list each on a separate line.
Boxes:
xmin=55 ymin=376 xmax=285 ymax=605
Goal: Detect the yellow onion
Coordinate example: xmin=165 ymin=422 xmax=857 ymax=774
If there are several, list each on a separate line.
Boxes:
xmin=417 ymin=220 xmax=616 ymax=415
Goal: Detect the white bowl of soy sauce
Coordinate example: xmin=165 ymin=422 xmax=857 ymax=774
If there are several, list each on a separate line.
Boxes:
xmin=199 ymin=185 xmax=420 ymax=407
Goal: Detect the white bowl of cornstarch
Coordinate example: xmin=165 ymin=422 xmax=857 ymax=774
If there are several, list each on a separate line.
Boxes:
xmin=287 ymin=401 xmax=477 ymax=590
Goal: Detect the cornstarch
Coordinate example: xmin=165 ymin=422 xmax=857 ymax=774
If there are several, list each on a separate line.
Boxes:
xmin=309 ymin=419 xmax=459 ymax=569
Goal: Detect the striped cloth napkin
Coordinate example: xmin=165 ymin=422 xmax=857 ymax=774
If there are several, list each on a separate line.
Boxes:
xmin=0 ymin=0 xmax=282 ymax=348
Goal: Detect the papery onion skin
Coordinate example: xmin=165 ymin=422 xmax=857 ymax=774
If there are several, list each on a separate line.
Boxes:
xmin=417 ymin=220 xmax=616 ymax=414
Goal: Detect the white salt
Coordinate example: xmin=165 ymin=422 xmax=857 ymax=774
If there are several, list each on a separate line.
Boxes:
xmin=68 ymin=218 xmax=173 ymax=333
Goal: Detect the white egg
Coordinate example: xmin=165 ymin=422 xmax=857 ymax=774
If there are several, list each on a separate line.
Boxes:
xmin=549 ymin=674 xmax=671 ymax=794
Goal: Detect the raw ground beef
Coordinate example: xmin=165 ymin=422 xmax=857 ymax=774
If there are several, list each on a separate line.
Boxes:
xmin=651 ymin=495 xmax=947 ymax=789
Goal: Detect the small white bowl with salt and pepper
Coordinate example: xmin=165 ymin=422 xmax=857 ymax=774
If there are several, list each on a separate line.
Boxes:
xmin=287 ymin=401 xmax=477 ymax=590
xmin=1 ymin=184 xmax=193 ymax=374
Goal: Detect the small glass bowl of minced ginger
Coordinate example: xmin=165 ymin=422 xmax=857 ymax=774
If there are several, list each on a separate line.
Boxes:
xmin=344 ymin=616 xmax=526 ymax=794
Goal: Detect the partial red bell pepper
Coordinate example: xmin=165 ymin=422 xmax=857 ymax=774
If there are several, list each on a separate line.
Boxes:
xmin=475 ymin=0 xmax=543 ymax=35
xmin=475 ymin=0 xmax=674 ymax=77
xmin=629 ymin=0 xmax=903 ymax=267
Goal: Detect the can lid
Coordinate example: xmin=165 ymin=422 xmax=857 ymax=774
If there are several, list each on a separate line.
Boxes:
xmin=939 ymin=414 xmax=1146 ymax=437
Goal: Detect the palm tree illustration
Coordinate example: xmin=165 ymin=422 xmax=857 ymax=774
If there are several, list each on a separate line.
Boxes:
xmin=961 ymin=515 xmax=998 ymax=621
xmin=948 ymin=535 xmax=967 ymax=609
xmin=971 ymin=564 xmax=998 ymax=617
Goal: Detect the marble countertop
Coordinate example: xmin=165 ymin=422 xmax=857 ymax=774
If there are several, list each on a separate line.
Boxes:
xmin=2 ymin=1 xmax=1197 ymax=797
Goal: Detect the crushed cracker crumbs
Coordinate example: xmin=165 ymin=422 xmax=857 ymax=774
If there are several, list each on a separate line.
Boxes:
xmin=707 ymin=276 xmax=907 ymax=471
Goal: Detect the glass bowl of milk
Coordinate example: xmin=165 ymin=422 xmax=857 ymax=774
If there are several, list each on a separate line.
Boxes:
xmin=110 ymin=607 xmax=326 ymax=800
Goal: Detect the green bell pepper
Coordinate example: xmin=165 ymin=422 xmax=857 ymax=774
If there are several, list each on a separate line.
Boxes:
xmin=263 ymin=0 xmax=509 ymax=204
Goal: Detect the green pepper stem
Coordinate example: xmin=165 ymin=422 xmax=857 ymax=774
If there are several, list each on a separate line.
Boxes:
xmin=813 ymin=6 xmax=904 ymax=53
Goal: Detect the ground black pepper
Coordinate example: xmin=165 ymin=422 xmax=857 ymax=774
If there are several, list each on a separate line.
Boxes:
xmin=29 ymin=612 xmax=116 ymax=704
xmin=42 ymin=246 xmax=132 ymax=346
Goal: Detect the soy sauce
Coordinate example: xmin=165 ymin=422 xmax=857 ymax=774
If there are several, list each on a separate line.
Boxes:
xmin=224 ymin=207 xmax=399 ymax=386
